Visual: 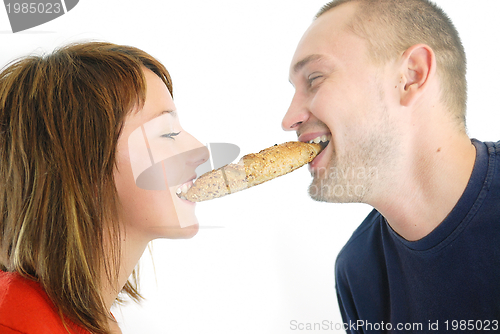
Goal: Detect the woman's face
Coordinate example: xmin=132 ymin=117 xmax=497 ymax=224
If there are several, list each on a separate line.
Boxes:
xmin=114 ymin=68 xmax=209 ymax=240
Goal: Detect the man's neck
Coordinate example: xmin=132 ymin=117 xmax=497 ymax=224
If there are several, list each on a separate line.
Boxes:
xmin=370 ymin=123 xmax=476 ymax=241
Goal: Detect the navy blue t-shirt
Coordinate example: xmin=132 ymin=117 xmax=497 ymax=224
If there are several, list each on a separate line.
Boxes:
xmin=335 ymin=140 xmax=500 ymax=333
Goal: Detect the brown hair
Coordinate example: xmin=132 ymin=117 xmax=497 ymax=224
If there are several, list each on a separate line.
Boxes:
xmin=316 ymin=0 xmax=467 ymax=127
xmin=0 ymin=42 xmax=172 ymax=333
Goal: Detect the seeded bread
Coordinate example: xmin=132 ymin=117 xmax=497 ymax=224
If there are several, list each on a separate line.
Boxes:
xmin=181 ymin=141 xmax=323 ymax=202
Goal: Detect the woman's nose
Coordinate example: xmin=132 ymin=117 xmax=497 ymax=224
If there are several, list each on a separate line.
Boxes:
xmin=184 ymin=133 xmax=210 ymax=168
xmin=192 ymin=145 xmax=209 ymax=168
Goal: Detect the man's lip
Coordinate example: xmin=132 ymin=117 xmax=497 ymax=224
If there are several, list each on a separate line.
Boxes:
xmin=309 ymin=141 xmax=330 ymax=170
xmin=298 ymin=132 xmax=332 ymax=143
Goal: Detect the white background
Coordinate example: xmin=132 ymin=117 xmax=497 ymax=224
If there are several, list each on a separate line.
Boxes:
xmin=1 ymin=1 xmax=499 ymax=333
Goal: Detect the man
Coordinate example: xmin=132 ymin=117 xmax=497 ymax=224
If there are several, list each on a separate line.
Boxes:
xmin=282 ymin=0 xmax=500 ymax=332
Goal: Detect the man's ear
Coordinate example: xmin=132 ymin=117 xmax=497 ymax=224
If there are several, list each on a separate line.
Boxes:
xmin=399 ymin=44 xmax=436 ymax=107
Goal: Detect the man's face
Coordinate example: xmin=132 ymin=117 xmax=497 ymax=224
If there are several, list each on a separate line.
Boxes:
xmin=283 ymin=3 xmax=401 ymax=203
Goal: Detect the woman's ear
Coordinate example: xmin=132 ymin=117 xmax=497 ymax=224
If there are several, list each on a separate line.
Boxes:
xmin=399 ymin=44 xmax=436 ymax=107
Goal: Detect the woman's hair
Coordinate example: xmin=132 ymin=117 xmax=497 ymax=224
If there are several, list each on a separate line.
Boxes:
xmin=0 ymin=41 xmax=173 ymax=333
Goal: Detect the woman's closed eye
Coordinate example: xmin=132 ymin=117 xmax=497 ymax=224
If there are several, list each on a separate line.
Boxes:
xmin=161 ymin=131 xmax=181 ymax=140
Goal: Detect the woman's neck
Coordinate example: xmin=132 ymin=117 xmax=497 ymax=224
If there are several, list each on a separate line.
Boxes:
xmin=102 ymin=228 xmax=150 ymax=328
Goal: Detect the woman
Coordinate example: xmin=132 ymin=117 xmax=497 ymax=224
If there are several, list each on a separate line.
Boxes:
xmin=0 ymin=42 xmax=209 ymax=333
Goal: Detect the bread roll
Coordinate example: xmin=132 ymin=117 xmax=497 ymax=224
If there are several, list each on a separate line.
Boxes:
xmin=180 ymin=141 xmax=323 ymax=202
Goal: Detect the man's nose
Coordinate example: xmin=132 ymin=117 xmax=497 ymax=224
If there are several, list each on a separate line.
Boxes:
xmin=281 ymin=93 xmax=310 ymax=132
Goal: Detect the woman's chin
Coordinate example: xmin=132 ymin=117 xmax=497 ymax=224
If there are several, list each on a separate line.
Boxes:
xmin=164 ymin=220 xmax=199 ymax=239
xmin=178 ymin=222 xmax=199 ymax=239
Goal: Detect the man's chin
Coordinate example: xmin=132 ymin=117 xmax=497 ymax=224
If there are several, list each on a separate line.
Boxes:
xmin=308 ymin=182 xmax=335 ymax=203
xmin=308 ymin=180 xmax=366 ymax=204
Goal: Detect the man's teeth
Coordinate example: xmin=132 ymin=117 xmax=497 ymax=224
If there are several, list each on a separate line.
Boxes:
xmin=308 ymin=135 xmax=330 ymax=144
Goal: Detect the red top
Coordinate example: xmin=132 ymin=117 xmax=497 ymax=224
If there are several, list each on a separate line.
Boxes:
xmin=0 ymin=271 xmax=91 ymax=334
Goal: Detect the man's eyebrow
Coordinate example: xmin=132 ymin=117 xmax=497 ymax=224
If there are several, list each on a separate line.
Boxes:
xmin=293 ymin=54 xmax=325 ymax=73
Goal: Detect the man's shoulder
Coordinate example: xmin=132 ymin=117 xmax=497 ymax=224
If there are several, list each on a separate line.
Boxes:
xmin=476 ymin=139 xmax=500 ymax=154
xmin=0 ymin=271 xmax=73 ymax=333
xmin=476 ymin=139 xmax=500 ymax=194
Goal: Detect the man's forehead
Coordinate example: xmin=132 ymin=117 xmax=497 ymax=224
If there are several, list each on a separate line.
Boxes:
xmin=290 ymin=30 xmax=326 ymax=72
xmin=290 ymin=4 xmax=360 ymax=73
xmin=289 ymin=26 xmax=338 ymax=75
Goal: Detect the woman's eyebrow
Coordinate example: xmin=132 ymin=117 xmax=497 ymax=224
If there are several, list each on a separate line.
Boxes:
xmin=148 ymin=109 xmax=176 ymax=122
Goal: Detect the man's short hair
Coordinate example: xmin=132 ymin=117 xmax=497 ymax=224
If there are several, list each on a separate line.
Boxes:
xmin=317 ymin=0 xmax=467 ymax=127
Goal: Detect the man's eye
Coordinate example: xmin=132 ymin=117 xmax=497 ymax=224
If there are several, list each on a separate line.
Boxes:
xmin=161 ymin=131 xmax=181 ymax=140
xmin=308 ymin=74 xmax=323 ymax=86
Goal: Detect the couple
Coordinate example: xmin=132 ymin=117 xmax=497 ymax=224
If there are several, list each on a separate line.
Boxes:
xmin=1 ymin=0 xmax=499 ymax=333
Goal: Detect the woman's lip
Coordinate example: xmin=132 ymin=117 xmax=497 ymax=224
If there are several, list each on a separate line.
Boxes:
xmin=176 ymin=180 xmax=192 ymax=191
xmin=175 ymin=178 xmax=196 ymax=203
xmin=178 ymin=195 xmax=196 ymax=205
xmin=175 ymin=175 xmax=197 ymax=192
xmin=174 ymin=185 xmax=196 ymax=205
